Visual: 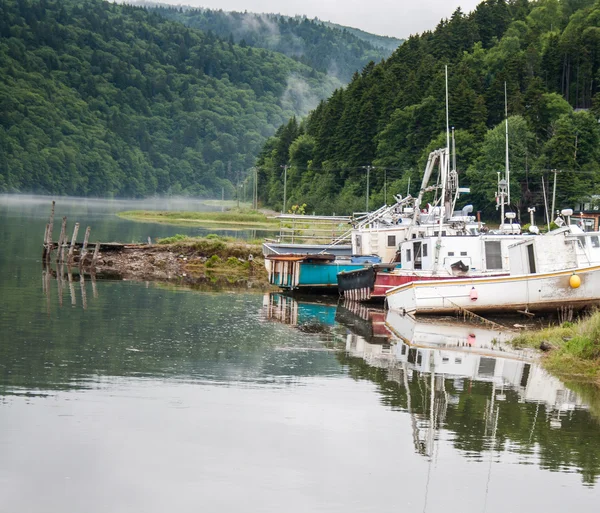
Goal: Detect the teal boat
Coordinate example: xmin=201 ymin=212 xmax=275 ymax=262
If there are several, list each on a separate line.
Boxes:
xmin=265 ymin=253 xmax=381 ymax=291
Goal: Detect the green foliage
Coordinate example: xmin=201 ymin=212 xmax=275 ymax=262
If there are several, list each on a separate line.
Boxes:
xmin=0 ymin=0 xmax=339 ymax=197
xmin=157 ymin=234 xmax=188 ymax=244
xmin=205 ymin=255 xmax=222 ymax=268
xmin=258 ymin=0 xmax=600 ymax=215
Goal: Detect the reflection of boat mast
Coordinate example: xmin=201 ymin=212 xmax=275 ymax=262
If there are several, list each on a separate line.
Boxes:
xmin=482 ymin=383 xmax=500 ymax=513
xmin=402 ymin=361 xmax=424 ymax=454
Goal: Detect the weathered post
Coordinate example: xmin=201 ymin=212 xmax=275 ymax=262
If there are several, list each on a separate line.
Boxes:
xmin=148 ymin=237 xmax=152 ymax=246
xmin=42 ymin=224 xmax=49 ymax=260
xmin=68 ymin=223 xmax=80 ymax=265
xmin=80 ymin=226 xmax=91 ymax=267
xmin=46 ymin=201 xmax=56 ymax=262
xmin=91 ymin=242 xmax=100 ymax=267
xmin=56 ymin=217 xmax=67 ymax=263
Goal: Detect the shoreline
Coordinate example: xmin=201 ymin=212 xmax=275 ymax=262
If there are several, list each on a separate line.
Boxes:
xmin=87 ymin=235 xmax=274 ymax=290
xmin=511 ymin=311 xmax=600 ymax=386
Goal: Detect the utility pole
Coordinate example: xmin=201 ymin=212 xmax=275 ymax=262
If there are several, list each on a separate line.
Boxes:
xmin=551 ymin=169 xmax=558 ymax=219
xmin=384 ymin=168 xmax=387 ymax=205
xmin=236 ymin=166 xmax=240 ymax=209
xmin=362 ymin=165 xmax=373 ymax=212
xmin=280 ymin=164 xmax=288 ymax=214
xmin=252 ymin=167 xmax=258 ymax=210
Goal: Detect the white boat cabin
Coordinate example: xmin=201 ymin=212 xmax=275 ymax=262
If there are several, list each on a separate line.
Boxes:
xmin=352 ymin=206 xmax=480 ymax=264
xmin=397 ymin=233 xmax=529 ymax=275
xmin=508 ymin=226 xmax=600 ymax=275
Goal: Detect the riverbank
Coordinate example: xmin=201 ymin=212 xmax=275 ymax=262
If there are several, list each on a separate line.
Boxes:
xmin=118 ymin=209 xmax=279 ymax=230
xmin=93 ymin=234 xmax=273 ymax=289
xmin=512 ymin=311 xmax=600 ymax=385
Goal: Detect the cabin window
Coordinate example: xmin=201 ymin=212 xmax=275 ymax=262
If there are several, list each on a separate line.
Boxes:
xmin=460 ymin=251 xmax=467 ymax=256
xmin=448 ymin=251 xmax=455 ymax=256
xmin=455 ymin=358 xmax=462 ymax=364
xmin=355 ymin=235 xmax=361 ymax=248
xmin=442 ymin=357 xmax=449 ymax=363
xmin=401 ymin=345 xmax=407 ymax=355
xmin=442 ymin=231 xmax=447 ymax=236
xmin=527 ymin=243 xmax=537 ymax=274
xmin=387 ymin=235 xmax=396 ymax=247
xmin=577 ymin=236 xmax=587 ymax=248
xmin=422 ymin=244 xmax=428 ymax=257
xmin=520 ymin=364 xmax=531 ymax=387
xmin=484 ymin=241 xmax=502 ymax=270
xmin=406 ymin=249 xmax=412 ymax=262
xmin=592 ymin=236 xmax=600 ymax=248
xmin=478 ymin=357 xmax=496 ymax=377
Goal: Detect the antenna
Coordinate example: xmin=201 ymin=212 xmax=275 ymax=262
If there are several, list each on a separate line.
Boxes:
xmin=505 ymin=81 xmax=510 ymax=206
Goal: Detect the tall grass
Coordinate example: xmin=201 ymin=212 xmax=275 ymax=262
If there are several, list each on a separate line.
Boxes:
xmin=512 ymin=311 xmax=600 ymax=383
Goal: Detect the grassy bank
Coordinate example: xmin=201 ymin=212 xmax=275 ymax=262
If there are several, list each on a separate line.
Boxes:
xmin=118 ymin=209 xmax=279 ymax=229
xmin=157 ymin=234 xmax=270 ymax=284
xmin=512 ymin=311 xmax=600 ymax=384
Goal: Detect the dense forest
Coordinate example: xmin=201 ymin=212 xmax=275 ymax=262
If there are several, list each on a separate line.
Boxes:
xmin=259 ymin=0 xmax=600 ymax=217
xmin=0 ymin=0 xmax=341 ymax=197
xmin=146 ymin=5 xmax=402 ymax=83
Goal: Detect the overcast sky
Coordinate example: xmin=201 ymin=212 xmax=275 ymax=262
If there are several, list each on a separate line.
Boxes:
xmin=152 ymin=0 xmax=484 ymax=38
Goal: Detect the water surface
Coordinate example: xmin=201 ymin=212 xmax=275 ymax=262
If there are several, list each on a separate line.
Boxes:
xmin=1 ymin=196 xmax=600 ymax=512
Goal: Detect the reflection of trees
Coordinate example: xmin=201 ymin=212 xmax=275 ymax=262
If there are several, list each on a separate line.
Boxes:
xmin=338 ymin=352 xmax=600 ymax=485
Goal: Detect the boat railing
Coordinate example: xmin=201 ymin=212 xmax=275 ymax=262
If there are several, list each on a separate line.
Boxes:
xmin=269 ymin=214 xmax=353 ymax=245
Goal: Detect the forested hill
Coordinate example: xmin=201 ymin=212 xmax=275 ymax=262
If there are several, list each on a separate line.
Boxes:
xmin=0 ymin=0 xmax=339 ymax=197
xmin=258 ymin=0 xmax=600 ymax=217
xmin=320 ymin=21 xmax=403 ymax=53
xmin=145 ymin=6 xmax=401 ymax=83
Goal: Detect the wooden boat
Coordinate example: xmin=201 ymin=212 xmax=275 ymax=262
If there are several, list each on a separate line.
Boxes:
xmin=386 ymin=226 xmax=600 ymax=315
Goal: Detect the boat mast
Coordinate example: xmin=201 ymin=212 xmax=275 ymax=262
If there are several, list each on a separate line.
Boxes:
xmin=505 ymin=81 xmax=510 ymax=207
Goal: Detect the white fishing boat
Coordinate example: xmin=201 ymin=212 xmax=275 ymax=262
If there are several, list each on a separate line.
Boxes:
xmin=386 ymin=220 xmax=600 ymax=315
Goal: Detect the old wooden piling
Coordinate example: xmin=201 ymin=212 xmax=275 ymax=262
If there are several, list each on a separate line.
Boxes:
xmin=80 ymin=226 xmax=91 ymax=267
xmin=42 ymin=224 xmax=49 ymax=260
xmin=45 ymin=201 xmax=56 ymax=262
xmin=92 ymin=242 xmax=100 ymax=267
xmin=56 ymin=217 xmax=67 ymax=263
xmin=67 ymin=223 xmax=80 ymax=264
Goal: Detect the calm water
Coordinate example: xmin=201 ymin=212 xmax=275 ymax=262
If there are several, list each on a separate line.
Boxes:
xmin=1 ymin=196 xmax=600 ymax=512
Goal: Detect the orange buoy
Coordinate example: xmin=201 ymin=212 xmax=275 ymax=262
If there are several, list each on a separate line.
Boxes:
xmin=569 ymin=274 xmax=581 ymax=289
xmin=470 ymin=287 xmax=478 ymax=301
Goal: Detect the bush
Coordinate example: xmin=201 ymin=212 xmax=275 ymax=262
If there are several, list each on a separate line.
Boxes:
xmin=157 ymin=234 xmax=188 ymax=244
xmin=205 ymin=255 xmax=221 ymax=268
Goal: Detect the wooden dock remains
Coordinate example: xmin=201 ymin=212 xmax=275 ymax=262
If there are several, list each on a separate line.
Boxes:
xmin=42 ymin=202 xmax=153 ymax=273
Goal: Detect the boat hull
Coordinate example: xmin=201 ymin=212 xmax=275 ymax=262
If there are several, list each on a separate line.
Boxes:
xmin=338 ymin=267 xmax=505 ymax=303
xmin=386 ymin=265 xmax=600 ymax=315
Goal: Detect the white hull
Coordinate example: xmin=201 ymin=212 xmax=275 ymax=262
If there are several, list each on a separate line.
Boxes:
xmin=386 ymin=264 xmax=600 ymax=315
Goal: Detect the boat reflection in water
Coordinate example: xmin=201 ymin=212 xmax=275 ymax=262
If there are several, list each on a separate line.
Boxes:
xmin=262 ymin=293 xmax=337 ymax=332
xmin=338 ymin=305 xmax=596 ymax=480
